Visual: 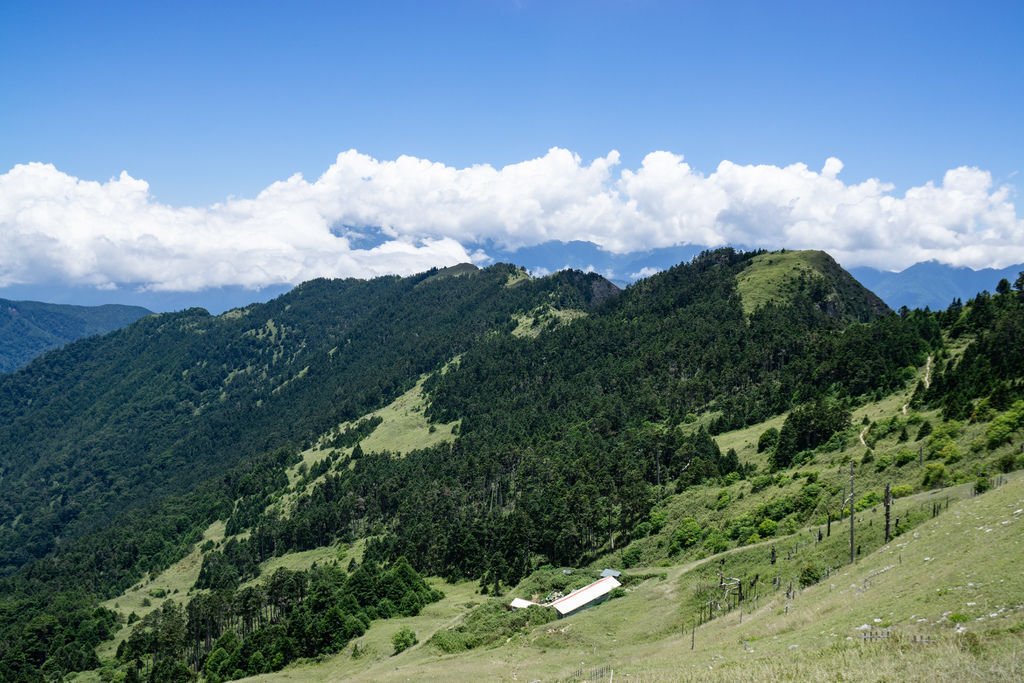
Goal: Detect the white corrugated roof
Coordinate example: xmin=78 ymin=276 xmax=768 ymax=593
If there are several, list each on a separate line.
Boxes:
xmin=548 ymin=576 xmax=621 ymax=615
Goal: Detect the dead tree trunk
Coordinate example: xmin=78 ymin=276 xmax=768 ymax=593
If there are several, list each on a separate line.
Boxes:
xmin=849 ymin=461 xmax=856 ymax=565
xmin=883 ymin=483 xmax=892 ymax=543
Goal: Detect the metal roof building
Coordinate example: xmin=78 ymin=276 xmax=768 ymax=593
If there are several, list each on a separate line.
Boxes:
xmin=548 ymin=576 xmax=621 ymax=617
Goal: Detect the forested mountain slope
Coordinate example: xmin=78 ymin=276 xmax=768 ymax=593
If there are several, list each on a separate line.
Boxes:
xmin=184 ymin=248 xmax=927 ymax=601
xmin=0 ymin=299 xmax=150 ymax=373
xmin=0 ymin=264 xmax=612 ymax=573
xmin=2 ymin=249 xmax=1022 ymax=681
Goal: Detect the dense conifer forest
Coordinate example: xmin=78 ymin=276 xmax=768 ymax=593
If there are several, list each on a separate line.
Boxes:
xmin=0 ymin=250 xmax=1021 ymax=681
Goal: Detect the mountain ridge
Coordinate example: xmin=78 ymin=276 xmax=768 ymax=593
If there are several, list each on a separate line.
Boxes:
xmin=0 ymin=248 xmax=1021 ymax=681
xmin=3 ymin=248 xmax=1018 ymax=315
xmin=0 ymin=298 xmax=151 ymax=373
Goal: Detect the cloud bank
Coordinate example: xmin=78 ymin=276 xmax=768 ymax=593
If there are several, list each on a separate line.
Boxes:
xmin=1 ymin=149 xmax=1022 ymax=290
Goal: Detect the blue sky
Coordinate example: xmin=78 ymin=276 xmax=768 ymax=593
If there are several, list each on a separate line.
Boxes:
xmin=1 ymin=0 xmax=1022 ymax=302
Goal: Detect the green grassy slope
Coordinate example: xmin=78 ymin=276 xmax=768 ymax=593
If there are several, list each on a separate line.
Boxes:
xmin=244 ymin=476 xmax=1022 ymax=683
xmin=736 ymin=250 xmax=890 ymax=321
xmin=239 ymin=474 xmax=1021 ymax=682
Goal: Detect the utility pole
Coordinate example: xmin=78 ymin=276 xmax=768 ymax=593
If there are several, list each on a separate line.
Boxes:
xmin=884 ymin=483 xmax=892 ymax=544
xmin=849 ymin=461 xmax=856 ymax=564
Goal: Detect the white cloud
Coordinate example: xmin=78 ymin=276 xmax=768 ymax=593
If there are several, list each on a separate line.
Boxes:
xmin=1 ymin=149 xmax=1022 ymax=290
xmin=630 ymin=266 xmax=664 ymax=280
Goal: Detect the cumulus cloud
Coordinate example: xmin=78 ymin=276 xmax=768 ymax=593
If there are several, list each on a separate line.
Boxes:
xmin=630 ymin=266 xmax=664 ymax=281
xmin=1 ymin=148 xmax=1022 ymax=290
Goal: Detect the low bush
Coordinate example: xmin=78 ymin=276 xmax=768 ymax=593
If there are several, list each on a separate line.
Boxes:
xmin=429 ymin=601 xmax=556 ymax=653
xmin=392 ymin=627 xmax=417 ymax=655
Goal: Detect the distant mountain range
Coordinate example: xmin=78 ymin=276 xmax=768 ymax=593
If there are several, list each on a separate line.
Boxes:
xmin=0 ymin=299 xmax=151 ymax=372
xmin=0 ymin=282 xmax=291 ymax=316
xmin=0 ymin=242 xmax=1019 ymax=316
xmin=848 ymin=261 xmax=1024 ymax=311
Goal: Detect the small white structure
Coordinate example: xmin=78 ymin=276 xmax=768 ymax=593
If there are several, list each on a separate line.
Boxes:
xmin=548 ymin=576 xmax=621 ymax=617
xmin=600 ymin=568 xmax=621 ymax=578
xmin=508 ymin=597 xmax=539 ymax=610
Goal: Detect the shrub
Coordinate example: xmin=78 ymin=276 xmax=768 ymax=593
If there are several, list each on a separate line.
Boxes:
xmin=392 ymin=627 xmax=418 ymax=655
xmin=890 ymin=484 xmax=913 ymax=498
xmin=648 ymin=510 xmax=667 ymax=534
xmin=757 ymin=518 xmax=778 ymax=537
xmin=797 ymin=483 xmax=822 ymax=512
xmin=758 ymin=427 xmax=779 ymax=453
xmin=429 ymin=602 xmax=555 ymax=653
xmin=998 ymin=452 xmax=1020 ymax=473
xmin=428 ymin=630 xmax=465 ymax=654
xmin=986 ymin=401 xmax=1024 ymax=449
xmin=974 ymin=476 xmax=992 ymax=495
xmin=894 ymin=449 xmax=916 ymax=467
xmin=819 ymin=431 xmax=847 ymax=453
xmin=916 ymin=420 xmax=933 ymax=441
xmin=632 ymin=521 xmax=652 ymax=538
xmin=923 ymin=463 xmax=946 ymax=489
xmin=703 ymin=532 xmax=728 ymax=554
xmin=669 ymin=517 xmax=703 ymax=555
xmin=779 ymin=517 xmax=799 ymax=535
xmin=855 ymin=491 xmax=881 ymax=512
xmin=798 ymin=563 xmax=822 ymax=588
xmin=621 ymin=545 xmax=642 ymax=568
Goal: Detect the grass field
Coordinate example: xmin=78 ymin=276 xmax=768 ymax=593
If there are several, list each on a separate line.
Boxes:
xmin=735 ymin=250 xmax=833 ymax=315
xmin=241 ymin=541 xmax=363 ymax=587
xmin=415 ymin=263 xmax=480 ymax=288
xmin=512 ymin=306 xmax=588 ymax=338
xmin=250 ymin=474 xmax=1024 ymax=682
xmin=272 ymin=373 xmax=461 ymax=515
xmin=94 ymin=521 xmax=226 ymax=663
xmin=358 ymin=375 xmax=459 ymax=454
